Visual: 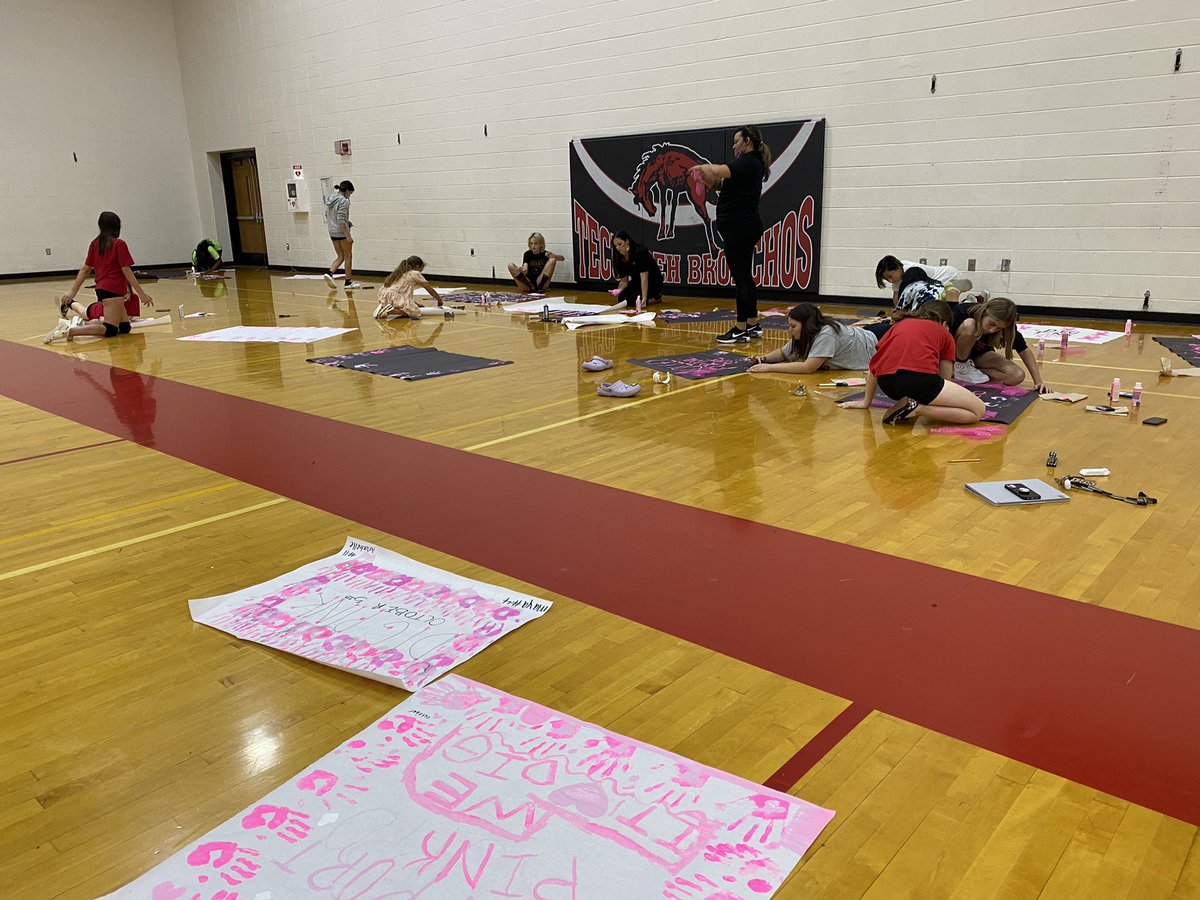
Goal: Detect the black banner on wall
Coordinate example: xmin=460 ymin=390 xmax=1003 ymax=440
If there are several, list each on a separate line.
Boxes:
xmin=569 ymin=119 xmax=824 ymax=296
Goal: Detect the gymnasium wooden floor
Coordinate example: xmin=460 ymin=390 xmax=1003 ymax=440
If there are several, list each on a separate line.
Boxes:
xmin=2 ymin=268 xmax=1200 ymax=898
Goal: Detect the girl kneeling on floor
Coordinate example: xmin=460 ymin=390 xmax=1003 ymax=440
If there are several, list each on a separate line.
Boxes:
xmin=375 ymin=256 xmax=445 ymax=320
xmin=839 ymin=302 xmax=985 ymax=425
xmin=48 ymin=212 xmax=153 ymax=344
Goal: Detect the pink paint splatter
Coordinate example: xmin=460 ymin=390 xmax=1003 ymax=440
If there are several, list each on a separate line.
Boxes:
xmin=748 ymin=878 xmax=774 ymax=893
xmin=930 ymin=425 xmax=1008 ymax=440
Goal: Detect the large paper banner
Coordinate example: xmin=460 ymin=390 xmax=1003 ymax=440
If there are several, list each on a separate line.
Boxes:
xmin=105 ymin=675 xmax=834 ymax=899
xmin=570 ymin=119 xmax=825 ymax=296
xmin=308 ymin=346 xmax=514 ymax=381
xmin=190 ymin=538 xmax=551 ymax=690
xmin=1155 ymin=336 xmax=1200 ymax=366
xmin=179 ymin=326 xmax=355 ymax=343
xmin=630 ymin=349 xmax=756 ymax=380
xmin=1017 ymin=323 xmax=1124 ymax=345
xmin=845 ymin=382 xmax=1038 ymax=425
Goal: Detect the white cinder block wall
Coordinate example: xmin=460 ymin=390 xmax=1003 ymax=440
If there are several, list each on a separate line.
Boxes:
xmin=0 ymin=0 xmax=201 ymax=276
xmin=5 ymin=0 xmax=1196 ymax=312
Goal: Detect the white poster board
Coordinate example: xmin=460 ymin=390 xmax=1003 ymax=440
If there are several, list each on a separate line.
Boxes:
xmin=178 ymin=326 xmax=355 ymax=343
xmin=190 ymin=538 xmax=551 ymax=690
xmin=105 ymin=675 xmax=834 ymax=899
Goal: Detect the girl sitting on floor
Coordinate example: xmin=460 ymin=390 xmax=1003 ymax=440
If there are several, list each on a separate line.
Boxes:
xmin=748 ymin=302 xmax=877 ymax=374
xmin=507 ymin=232 xmax=565 ymax=294
xmin=839 ymin=301 xmax=985 ymax=425
xmin=951 ymin=297 xmax=1051 ymax=392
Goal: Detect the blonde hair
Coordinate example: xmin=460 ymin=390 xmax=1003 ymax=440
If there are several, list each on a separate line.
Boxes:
xmin=528 ymin=232 xmax=545 ymax=248
xmin=970 ymin=297 xmax=1018 ymax=358
xmin=384 ymin=255 xmax=425 ymax=287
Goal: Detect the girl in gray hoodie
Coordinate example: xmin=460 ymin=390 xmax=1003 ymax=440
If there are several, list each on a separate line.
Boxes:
xmin=323 ymin=181 xmax=360 ymax=289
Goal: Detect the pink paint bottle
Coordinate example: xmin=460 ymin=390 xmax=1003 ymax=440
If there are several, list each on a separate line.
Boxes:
xmin=1037 ymin=337 xmax=1045 ymax=356
xmin=1125 ymin=318 xmax=1133 ymax=335
xmin=1110 ymin=377 xmax=1121 ymax=403
xmin=1060 ymin=329 xmax=1069 ymax=350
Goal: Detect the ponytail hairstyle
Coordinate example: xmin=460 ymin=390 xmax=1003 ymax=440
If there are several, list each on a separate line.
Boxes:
xmin=875 ymin=255 xmax=903 ymax=288
xmin=970 ymin=297 xmax=1018 ymax=358
xmin=787 ymin=302 xmax=844 ymax=358
xmin=737 ymin=125 xmax=772 ymax=180
xmin=898 ymin=265 xmax=939 ymax=293
xmin=384 ymin=254 xmax=425 ymax=287
xmin=97 ymin=211 xmax=121 ymax=255
xmin=336 ymin=180 xmax=355 ymax=194
xmin=910 ymin=299 xmax=953 ymax=328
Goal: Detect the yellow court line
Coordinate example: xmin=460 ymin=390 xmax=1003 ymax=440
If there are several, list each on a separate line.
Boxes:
xmin=0 ymin=482 xmax=242 ymax=548
xmin=0 ymin=497 xmax=286 ymax=584
xmin=465 ymin=374 xmax=741 ymax=452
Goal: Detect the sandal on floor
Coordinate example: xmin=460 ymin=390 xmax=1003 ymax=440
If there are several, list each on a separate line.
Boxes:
xmin=597 ymin=380 xmax=640 ymax=398
xmin=582 ymin=356 xmax=613 ymax=372
xmin=882 ymin=397 xmax=920 ymax=424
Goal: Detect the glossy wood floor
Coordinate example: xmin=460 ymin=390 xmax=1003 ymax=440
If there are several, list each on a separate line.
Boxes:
xmin=2 ymin=268 xmax=1200 ymax=898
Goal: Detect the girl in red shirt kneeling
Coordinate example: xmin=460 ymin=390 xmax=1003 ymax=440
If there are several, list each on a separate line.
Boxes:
xmin=839 ymin=302 xmax=985 ymax=425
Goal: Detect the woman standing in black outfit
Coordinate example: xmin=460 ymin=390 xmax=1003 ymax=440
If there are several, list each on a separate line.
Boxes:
xmin=690 ymin=126 xmax=772 ymax=344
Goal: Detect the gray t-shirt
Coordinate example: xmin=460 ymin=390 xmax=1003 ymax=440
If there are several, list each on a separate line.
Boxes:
xmin=782 ymin=324 xmax=877 ymax=370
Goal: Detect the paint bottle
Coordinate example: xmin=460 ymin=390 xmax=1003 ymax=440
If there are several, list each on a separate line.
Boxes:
xmin=1132 ymin=382 xmax=1142 ymax=408
xmin=1110 ymin=377 xmax=1121 ymax=403
xmin=541 ymin=304 xmax=550 ymax=322
xmin=1060 ymin=329 xmax=1069 ymax=350
xmin=1037 ymin=337 xmax=1045 ymax=356
xmin=1125 ymin=318 xmax=1133 ymax=335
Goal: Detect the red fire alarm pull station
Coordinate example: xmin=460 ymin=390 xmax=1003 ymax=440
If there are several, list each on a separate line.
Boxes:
xmin=334 ymin=139 xmax=352 ymax=156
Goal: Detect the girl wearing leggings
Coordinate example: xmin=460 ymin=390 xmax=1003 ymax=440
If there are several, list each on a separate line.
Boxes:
xmin=690 ymin=125 xmax=772 ymax=344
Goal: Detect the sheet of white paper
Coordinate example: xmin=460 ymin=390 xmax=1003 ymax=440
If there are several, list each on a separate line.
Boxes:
xmin=564 ymin=311 xmax=657 ymax=330
xmin=501 ymin=300 xmax=580 ymax=314
xmin=104 ymin=675 xmax=834 ymax=899
xmin=284 ymin=273 xmax=344 ymax=280
xmin=130 ymin=316 xmax=172 ymax=328
xmin=178 ymin=326 xmax=355 ymax=343
xmin=189 ymin=538 xmax=551 ymax=690
xmin=415 ymin=287 xmax=465 ymax=297
xmin=1016 ymin=323 xmax=1124 ymax=345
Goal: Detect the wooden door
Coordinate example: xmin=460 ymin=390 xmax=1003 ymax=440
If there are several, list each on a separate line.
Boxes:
xmin=230 ymin=157 xmax=267 ymax=258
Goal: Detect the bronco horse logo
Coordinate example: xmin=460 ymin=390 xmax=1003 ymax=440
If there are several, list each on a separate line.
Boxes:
xmin=629 ymin=143 xmax=721 ymax=256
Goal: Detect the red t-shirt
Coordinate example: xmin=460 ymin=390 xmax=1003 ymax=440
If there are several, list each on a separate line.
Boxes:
xmin=870 ymin=318 xmax=956 ymax=377
xmin=85 ymin=238 xmax=134 ymax=295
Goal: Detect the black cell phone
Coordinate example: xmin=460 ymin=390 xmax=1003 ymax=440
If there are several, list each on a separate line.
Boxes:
xmin=1004 ymin=482 xmax=1041 ymax=501
xmin=1143 ymin=416 xmax=1168 ymax=426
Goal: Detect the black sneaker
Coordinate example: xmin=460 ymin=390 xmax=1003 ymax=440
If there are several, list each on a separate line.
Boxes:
xmin=716 ymin=327 xmax=750 ymax=344
xmin=882 ymin=397 xmax=920 ymax=424
xmin=745 ymin=321 xmax=763 ymax=338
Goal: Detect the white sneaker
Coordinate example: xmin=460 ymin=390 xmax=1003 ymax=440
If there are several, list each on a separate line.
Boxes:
xmin=372 ymin=302 xmax=386 ymax=319
xmin=43 ymin=319 xmax=70 ymax=344
xmin=323 ymin=273 xmax=338 ymax=289
xmin=343 ymin=281 xmax=363 ymax=289
xmin=953 ymin=360 xmax=990 ymax=384
xmin=69 ymin=315 xmax=84 ymax=327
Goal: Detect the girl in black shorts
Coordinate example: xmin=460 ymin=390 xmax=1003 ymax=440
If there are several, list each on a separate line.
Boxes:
xmin=48 ymin=212 xmax=153 ymax=343
xmin=840 ymin=302 xmax=986 ymax=425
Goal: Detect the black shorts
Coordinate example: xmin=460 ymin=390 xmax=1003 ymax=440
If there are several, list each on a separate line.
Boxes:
xmin=96 ymin=288 xmax=124 ymax=300
xmin=878 ymin=369 xmax=945 ymax=405
xmin=330 ymin=235 xmax=346 ymax=242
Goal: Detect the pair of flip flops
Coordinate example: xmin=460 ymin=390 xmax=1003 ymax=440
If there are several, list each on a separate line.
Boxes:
xmin=582 ymin=356 xmax=612 ymax=371
xmin=597 ymin=380 xmax=640 ymax=398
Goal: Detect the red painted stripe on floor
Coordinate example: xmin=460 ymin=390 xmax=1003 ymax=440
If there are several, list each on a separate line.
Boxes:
xmin=763 ymin=703 xmax=871 ymax=793
xmin=0 ymin=438 xmax=123 ymax=468
xmin=3 ymin=341 xmax=1199 ymax=824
